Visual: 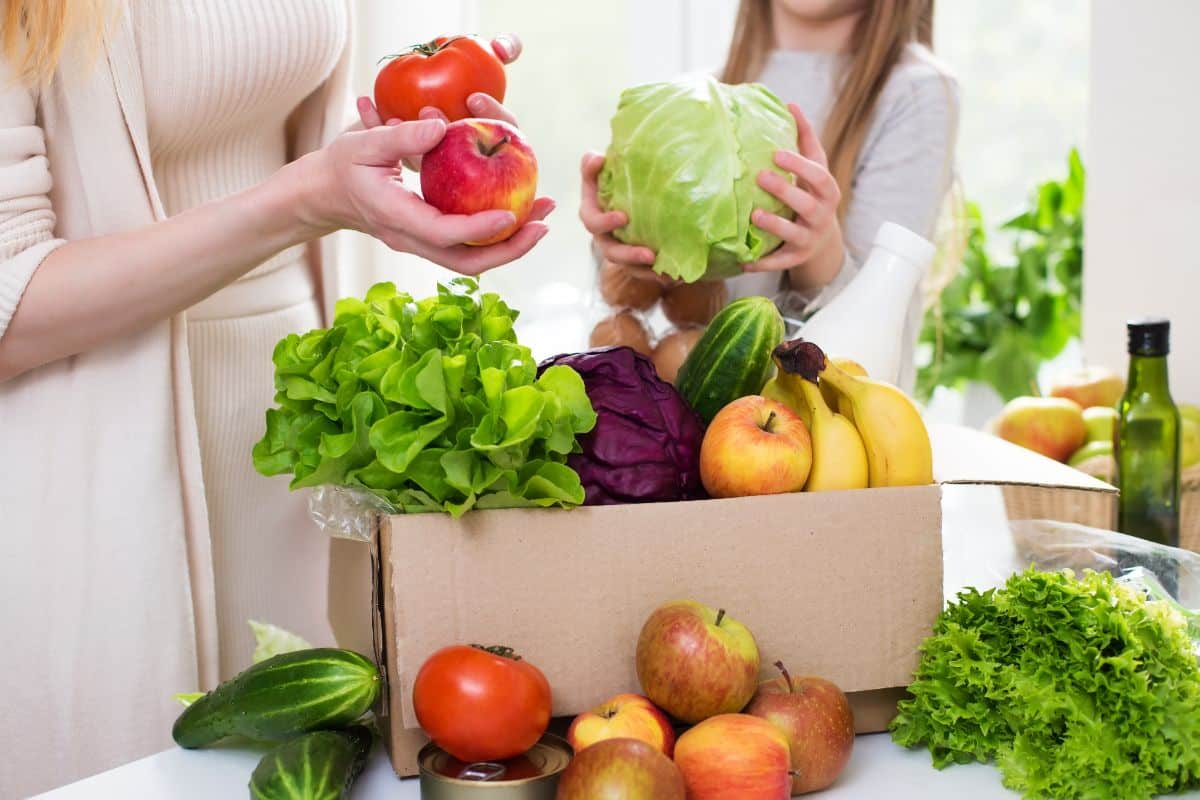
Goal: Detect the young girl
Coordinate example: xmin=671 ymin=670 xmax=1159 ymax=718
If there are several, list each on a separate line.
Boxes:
xmin=0 ymin=3 xmax=540 ymax=794
xmin=581 ymin=0 xmax=959 ymax=392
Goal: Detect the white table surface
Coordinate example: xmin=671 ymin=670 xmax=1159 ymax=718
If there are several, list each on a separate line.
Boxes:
xmin=32 ymin=486 xmax=1200 ymax=799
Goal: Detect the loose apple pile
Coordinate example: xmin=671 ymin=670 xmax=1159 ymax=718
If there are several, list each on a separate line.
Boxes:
xmin=413 ymin=600 xmax=855 ymax=799
xmin=990 ymin=366 xmax=1200 ymax=474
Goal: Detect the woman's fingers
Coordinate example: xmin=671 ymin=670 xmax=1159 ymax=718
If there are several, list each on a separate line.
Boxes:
xmin=357 ymin=96 xmax=383 ymax=128
xmin=526 ymin=196 xmax=557 ymax=222
xmin=787 ymin=102 xmax=829 ymax=168
xmin=353 ymin=119 xmax=447 ymax=166
xmin=491 ymin=34 xmax=523 ymax=64
xmin=742 ymin=242 xmax=805 ymax=273
xmin=418 ymin=220 xmax=550 ymax=276
xmin=466 ymin=94 xmax=518 ymax=126
xmin=757 ymin=169 xmax=820 ymax=221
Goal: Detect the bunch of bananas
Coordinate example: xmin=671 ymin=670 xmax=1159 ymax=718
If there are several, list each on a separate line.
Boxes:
xmin=763 ymin=340 xmax=933 ymax=491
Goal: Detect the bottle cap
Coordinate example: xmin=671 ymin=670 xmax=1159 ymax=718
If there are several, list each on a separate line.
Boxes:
xmin=872 ymin=222 xmax=936 ymax=268
xmin=1127 ymin=318 xmax=1170 ymax=356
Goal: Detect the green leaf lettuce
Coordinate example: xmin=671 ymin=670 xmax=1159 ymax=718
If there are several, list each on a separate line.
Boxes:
xmin=253 ymin=280 xmax=597 ymax=516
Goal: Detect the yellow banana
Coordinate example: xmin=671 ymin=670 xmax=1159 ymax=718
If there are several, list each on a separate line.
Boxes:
xmin=821 ymin=357 xmax=868 ymax=417
xmin=774 ymin=340 xmax=933 ymax=488
xmin=774 ymin=363 xmax=868 ymax=492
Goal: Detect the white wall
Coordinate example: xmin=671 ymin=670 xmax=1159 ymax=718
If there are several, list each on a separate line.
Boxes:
xmin=1085 ymin=0 xmax=1200 ymax=402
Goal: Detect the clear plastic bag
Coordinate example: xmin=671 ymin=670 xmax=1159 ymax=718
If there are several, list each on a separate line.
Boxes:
xmin=1009 ymin=519 xmax=1200 ymax=648
xmin=308 ymin=484 xmax=397 ymax=543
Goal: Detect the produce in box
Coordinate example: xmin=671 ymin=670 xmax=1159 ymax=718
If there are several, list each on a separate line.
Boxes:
xmin=699 ymin=395 xmax=812 ymax=498
xmin=538 ymin=347 xmax=706 ymax=505
xmin=252 ymin=280 xmax=597 ymax=516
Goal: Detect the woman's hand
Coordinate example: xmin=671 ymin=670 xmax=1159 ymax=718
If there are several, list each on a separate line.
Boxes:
xmin=297 ymin=118 xmax=553 ymax=276
xmin=578 ymin=152 xmax=672 ymax=287
xmin=744 ymin=103 xmax=845 ymax=291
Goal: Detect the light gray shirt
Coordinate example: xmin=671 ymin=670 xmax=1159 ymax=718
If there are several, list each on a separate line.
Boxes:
xmin=727 ymin=44 xmax=961 ymax=392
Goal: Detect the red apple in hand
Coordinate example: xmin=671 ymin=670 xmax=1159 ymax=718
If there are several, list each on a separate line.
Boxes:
xmin=555 ymin=737 xmax=685 ymax=800
xmin=700 ymin=395 xmax=812 ymax=498
xmin=636 ymin=601 xmax=760 ymax=724
xmin=567 ymin=694 xmax=676 ymax=757
xmin=674 ymin=714 xmax=792 ymax=800
xmin=420 ymin=118 xmax=537 ymax=245
xmin=746 ymin=662 xmax=855 ymax=795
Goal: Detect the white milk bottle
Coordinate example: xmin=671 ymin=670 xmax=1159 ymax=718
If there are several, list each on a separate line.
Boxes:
xmin=796 ymin=222 xmax=936 ymax=385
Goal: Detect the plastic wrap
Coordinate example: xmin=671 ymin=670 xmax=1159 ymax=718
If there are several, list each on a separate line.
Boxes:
xmin=1010 ymin=519 xmax=1200 ymax=612
xmin=308 ymin=484 xmax=397 ymax=543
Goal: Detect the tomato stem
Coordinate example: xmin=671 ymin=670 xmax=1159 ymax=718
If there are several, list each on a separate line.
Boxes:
xmin=377 ymin=34 xmax=474 ymax=64
xmin=470 ymin=644 xmax=523 ymax=661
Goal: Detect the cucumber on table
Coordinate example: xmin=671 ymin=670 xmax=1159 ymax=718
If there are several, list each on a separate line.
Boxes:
xmin=675 ymin=296 xmax=786 ymax=423
xmin=249 ymin=726 xmax=373 ymax=800
xmin=173 ymin=648 xmax=380 ymax=748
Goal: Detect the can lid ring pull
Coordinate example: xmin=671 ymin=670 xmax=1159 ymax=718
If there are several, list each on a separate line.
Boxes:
xmin=457 ymin=762 xmax=507 ymax=781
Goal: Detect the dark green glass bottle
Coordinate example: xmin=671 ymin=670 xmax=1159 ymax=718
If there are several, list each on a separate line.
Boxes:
xmin=1116 ymin=318 xmax=1181 ymax=549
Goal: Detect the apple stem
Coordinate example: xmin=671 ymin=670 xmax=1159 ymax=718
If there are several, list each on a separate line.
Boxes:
xmin=774 ymin=661 xmax=794 ymax=694
xmin=479 ymin=136 xmax=511 ymax=158
xmin=715 ymin=608 xmax=726 ymax=627
xmin=763 ymin=411 xmax=777 ymax=432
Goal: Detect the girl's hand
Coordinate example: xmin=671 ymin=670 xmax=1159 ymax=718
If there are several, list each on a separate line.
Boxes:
xmin=356 ymin=34 xmax=525 ymax=169
xmin=300 ymin=118 xmax=553 ymax=276
xmin=579 ymin=152 xmax=673 ymax=286
xmin=744 ymin=103 xmax=845 ymax=289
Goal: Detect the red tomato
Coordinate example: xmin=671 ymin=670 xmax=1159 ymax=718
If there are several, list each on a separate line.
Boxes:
xmin=374 ymin=36 xmax=507 ymax=123
xmin=413 ymin=644 xmax=552 ymax=763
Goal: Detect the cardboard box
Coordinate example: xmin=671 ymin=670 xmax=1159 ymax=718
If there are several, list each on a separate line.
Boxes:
xmin=370 ymin=424 xmax=1116 ymax=777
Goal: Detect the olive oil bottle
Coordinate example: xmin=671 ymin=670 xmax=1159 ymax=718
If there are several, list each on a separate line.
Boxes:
xmin=1116 ymin=319 xmax=1182 ymax=549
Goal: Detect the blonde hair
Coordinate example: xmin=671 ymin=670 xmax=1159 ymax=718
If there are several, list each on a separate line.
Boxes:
xmin=721 ymin=0 xmax=964 ymax=308
xmin=2 ymin=0 xmax=109 ymax=85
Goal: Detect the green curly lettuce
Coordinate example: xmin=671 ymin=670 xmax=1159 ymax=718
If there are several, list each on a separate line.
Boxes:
xmin=253 ymin=279 xmax=597 ymax=517
xmin=890 ymin=568 xmax=1200 ymax=799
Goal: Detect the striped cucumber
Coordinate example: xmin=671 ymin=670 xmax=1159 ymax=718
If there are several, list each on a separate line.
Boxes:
xmin=173 ymin=649 xmax=380 ymax=748
xmin=675 ymin=296 xmax=786 ymax=423
xmin=249 ymin=726 xmax=373 ymax=800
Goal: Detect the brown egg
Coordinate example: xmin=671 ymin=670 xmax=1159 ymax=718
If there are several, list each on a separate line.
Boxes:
xmin=662 ymin=280 xmax=728 ymax=327
xmin=598 ymin=260 xmax=663 ymax=310
xmin=652 ymin=327 xmax=705 ymax=384
xmin=590 ymin=310 xmax=653 ymax=356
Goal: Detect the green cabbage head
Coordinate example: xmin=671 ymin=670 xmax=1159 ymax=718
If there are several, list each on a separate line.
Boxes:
xmin=598 ymin=76 xmax=798 ymax=283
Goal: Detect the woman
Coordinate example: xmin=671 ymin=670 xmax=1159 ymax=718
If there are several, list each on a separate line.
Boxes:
xmin=0 ymin=3 xmax=545 ymax=795
xmin=581 ymin=0 xmax=959 ymax=392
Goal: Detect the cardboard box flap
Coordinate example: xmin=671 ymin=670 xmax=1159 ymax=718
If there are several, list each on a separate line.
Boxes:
xmin=930 ymin=423 xmax=1116 ymax=493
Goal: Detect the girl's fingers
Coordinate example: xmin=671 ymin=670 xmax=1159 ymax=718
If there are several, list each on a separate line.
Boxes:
xmin=757 ymin=170 xmax=820 ymax=221
xmin=742 ymin=247 xmax=802 ymax=273
xmin=466 ymin=93 xmax=518 ymax=126
xmin=787 ymin=102 xmax=829 ymax=168
xmin=773 ymin=150 xmax=841 ymax=204
xmin=491 ymin=34 xmax=523 ymax=64
xmin=579 ymin=152 xmax=627 ymax=234
xmin=526 ymin=196 xmax=557 ymax=222
xmin=751 ymin=209 xmax=812 ymax=251
xmin=597 ymin=235 xmax=655 ymax=266
xmin=357 ymin=96 xmax=384 ymax=128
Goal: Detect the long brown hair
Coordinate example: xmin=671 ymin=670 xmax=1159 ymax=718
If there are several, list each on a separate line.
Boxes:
xmin=2 ymin=0 xmax=109 ymax=85
xmin=722 ymin=0 xmax=934 ymax=219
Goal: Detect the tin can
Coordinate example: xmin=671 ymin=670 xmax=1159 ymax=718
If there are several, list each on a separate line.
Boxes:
xmin=418 ymin=734 xmax=572 ymax=800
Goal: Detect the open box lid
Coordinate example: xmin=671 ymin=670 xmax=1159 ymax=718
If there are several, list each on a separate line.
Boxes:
xmin=929 ymin=423 xmax=1116 ymax=493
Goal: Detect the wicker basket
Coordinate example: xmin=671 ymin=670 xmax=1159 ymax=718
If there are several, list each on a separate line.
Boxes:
xmin=1073 ymin=456 xmax=1200 ymax=552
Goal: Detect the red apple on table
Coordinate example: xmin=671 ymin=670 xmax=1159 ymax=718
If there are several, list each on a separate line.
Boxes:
xmin=635 ymin=600 xmax=760 ymax=724
xmin=746 ymin=662 xmax=855 ymax=795
xmin=554 ymin=737 xmax=685 ymax=800
xmin=1048 ymin=365 xmax=1124 ymax=409
xmin=566 ymin=693 xmax=676 ymax=757
xmin=419 ymin=118 xmax=537 ymax=246
xmin=673 ymin=714 xmax=792 ymax=800
xmin=699 ymin=395 xmax=813 ymax=498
